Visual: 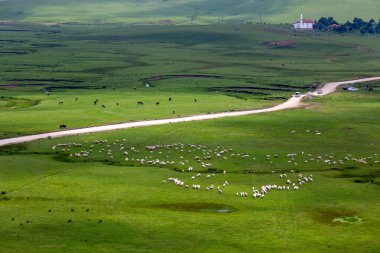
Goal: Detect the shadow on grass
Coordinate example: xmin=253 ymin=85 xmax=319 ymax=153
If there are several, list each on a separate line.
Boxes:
xmin=151 ymin=202 xmax=238 ymax=213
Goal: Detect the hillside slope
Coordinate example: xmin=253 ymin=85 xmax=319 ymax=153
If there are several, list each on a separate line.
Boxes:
xmin=0 ymin=0 xmax=379 ymax=24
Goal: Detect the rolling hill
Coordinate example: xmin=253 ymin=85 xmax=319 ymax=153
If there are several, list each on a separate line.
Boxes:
xmin=0 ymin=0 xmax=379 ymax=24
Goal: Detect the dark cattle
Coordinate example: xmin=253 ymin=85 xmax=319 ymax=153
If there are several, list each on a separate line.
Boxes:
xmin=168 ymin=97 xmax=172 ymax=101
xmin=156 ymin=102 xmax=160 ymax=105
xmin=173 ymin=110 xmax=175 ymax=114
xmin=138 ymin=101 xmax=144 ymax=105
xmin=116 ymin=103 xmax=119 ymax=106
xmin=59 ymin=101 xmax=64 ymax=105
xmin=75 ymin=98 xmax=78 ymax=101
xmin=101 ymin=105 xmax=106 ymax=108
xmin=194 ymin=99 xmax=197 ymax=102
xmin=59 ymin=124 xmax=67 ymax=129
xmin=98 ymin=219 xmax=103 ymax=224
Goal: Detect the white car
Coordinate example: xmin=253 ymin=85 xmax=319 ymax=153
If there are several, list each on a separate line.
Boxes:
xmin=294 ymin=92 xmax=301 ymax=97
xmin=317 ymin=89 xmax=323 ymax=94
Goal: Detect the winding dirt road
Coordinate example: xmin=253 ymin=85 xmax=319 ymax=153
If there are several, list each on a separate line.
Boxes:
xmin=1 ymin=77 xmax=379 ymax=147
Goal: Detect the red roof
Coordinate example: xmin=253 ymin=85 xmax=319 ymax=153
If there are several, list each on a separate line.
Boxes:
xmin=294 ymin=19 xmax=314 ymax=24
xmin=304 ymin=19 xmax=314 ymax=23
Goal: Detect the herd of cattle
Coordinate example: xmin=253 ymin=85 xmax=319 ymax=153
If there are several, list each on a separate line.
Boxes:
xmin=57 ymin=96 xmax=198 ymax=128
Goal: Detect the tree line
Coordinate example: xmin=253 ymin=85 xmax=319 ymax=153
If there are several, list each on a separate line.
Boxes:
xmin=313 ymin=17 xmax=380 ymax=35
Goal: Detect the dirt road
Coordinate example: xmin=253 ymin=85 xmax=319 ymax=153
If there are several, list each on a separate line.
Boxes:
xmin=1 ymin=77 xmax=379 ymax=147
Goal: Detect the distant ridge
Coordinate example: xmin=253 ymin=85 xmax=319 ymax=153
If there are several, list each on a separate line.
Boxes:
xmin=0 ymin=0 xmax=378 ymax=24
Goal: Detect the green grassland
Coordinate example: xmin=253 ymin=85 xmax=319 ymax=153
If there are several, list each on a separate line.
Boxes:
xmin=1 ymin=21 xmax=380 ymax=252
xmin=1 ymin=24 xmax=380 ymax=138
xmin=0 ymin=0 xmax=379 ymax=24
xmin=1 ymin=88 xmax=380 ymax=252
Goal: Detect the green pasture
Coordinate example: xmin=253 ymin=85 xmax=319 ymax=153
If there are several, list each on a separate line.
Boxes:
xmin=1 ymin=22 xmax=380 ymax=252
xmin=1 ymin=24 xmax=380 ymax=138
xmin=1 ymin=89 xmax=380 ymax=252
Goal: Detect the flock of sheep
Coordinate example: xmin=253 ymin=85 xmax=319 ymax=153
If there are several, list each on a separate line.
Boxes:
xmin=166 ymin=171 xmax=314 ymax=199
xmin=52 ymin=139 xmax=378 ymax=169
xmin=51 ymin=138 xmax=378 ymax=201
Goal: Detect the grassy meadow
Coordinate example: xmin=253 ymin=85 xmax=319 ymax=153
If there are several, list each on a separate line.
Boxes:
xmin=1 ymin=88 xmax=380 ymax=252
xmin=1 ymin=21 xmax=380 ymax=252
xmin=1 ymin=23 xmax=380 ymax=138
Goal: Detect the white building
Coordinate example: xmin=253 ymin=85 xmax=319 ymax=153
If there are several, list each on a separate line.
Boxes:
xmin=293 ymin=14 xmax=314 ymax=30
